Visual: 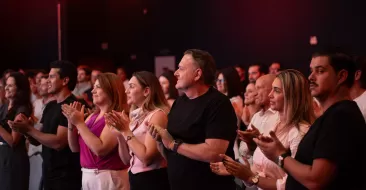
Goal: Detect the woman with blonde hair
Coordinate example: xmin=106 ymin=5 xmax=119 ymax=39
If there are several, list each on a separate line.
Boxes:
xmin=211 ymin=69 xmax=315 ymax=190
xmin=106 ymin=71 xmax=170 ymax=190
xmin=62 ymin=72 xmax=130 ymax=190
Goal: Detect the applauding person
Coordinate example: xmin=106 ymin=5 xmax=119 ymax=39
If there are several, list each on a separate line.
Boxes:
xmin=106 ymin=71 xmax=170 ymax=190
xmin=255 ymin=51 xmax=366 ymax=189
xmin=211 ymin=70 xmax=314 ymax=190
xmin=1 ymin=72 xmax=33 ymax=190
xmin=62 ymin=73 xmax=130 ymax=190
xmin=10 ymin=61 xmax=82 ymax=190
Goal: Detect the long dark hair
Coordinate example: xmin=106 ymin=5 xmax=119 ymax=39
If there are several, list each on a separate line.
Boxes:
xmin=7 ymin=72 xmax=33 ymax=114
xmin=218 ymin=67 xmax=243 ymax=99
xmin=160 ymin=71 xmax=179 ymax=100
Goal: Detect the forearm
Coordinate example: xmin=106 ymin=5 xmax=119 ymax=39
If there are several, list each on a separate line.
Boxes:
xmin=157 ymin=141 xmax=167 ymax=160
xmin=67 ymin=124 xmax=80 ymax=152
xmin=283 ymin=157 xmax=317 ymax=189
xmin=25 ymin=134 xmax=41 ymax=146
xmin=76 ymin=123 xmax=105 ymax=155
xmin=27 ymin=127 xmax=65 ymax=150
xmin=122 ymin=131 xmax=153 ymax=165
xmin=116 ymin=135 xmax=131 ymax=165
xmin=177 ymin=142 xmax=224 ymax=163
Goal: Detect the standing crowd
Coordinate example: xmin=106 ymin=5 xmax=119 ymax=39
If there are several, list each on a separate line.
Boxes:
xmin=0 ymin=48 xmax=365 ymax=190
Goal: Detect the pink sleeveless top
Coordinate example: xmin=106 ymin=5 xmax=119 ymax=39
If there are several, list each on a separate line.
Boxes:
xmin=79 ymin=113 xmax=129 ymax=170
xmin=129 ymin=108 xmax=167 ymax=174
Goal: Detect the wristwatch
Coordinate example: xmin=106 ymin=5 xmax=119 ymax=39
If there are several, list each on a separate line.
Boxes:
xmin=125 ymin=135 xmax=135 ymax=142
xmin=172 ymin=139 xmax=183 ymax=152
xmin=278 ymin=149 xmax=292 ymax=168
xmin=250 ymin=173 xmax=260 ymax=186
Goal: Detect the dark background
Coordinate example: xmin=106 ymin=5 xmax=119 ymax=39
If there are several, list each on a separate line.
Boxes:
xmin=1 ymin=0 xmax=365 ymax=76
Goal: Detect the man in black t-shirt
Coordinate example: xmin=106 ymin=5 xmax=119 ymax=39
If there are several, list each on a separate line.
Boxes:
xmin=254 ymin=50 xmax=366 ymax=190
xmin=150 ymin=49 xmax=237 ymax=190
xmin=12 ymin=61 xmax=82 ymax=190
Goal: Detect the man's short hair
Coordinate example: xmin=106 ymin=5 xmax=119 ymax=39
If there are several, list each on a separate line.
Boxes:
xmin=312 ymin=48 xmax=356 ymax=88
xmin=184 ymin=49 xmax=216 ymax=86
xmin=249 ymin=63 xmax=267 ymax=74
xmin=50 ymin=60 xmax=77 ymax=91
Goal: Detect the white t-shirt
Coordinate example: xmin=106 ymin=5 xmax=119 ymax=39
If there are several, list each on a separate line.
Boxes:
xmin=354 ymin=91 xmax=366 ymax=122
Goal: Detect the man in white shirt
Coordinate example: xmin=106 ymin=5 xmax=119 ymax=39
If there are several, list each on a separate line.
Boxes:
xmin=238 ymin=74 xmax=278 ymax=154
xmin=236 ymin=74 xmax=278 ymax=190
xmin=30 ymin=75 xmax=55 ymax=190
xmin=350 ymin=56 xmax=366 ymax=122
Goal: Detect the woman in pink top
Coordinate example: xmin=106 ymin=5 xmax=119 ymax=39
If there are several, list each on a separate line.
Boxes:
xmin=62 ymin=73 xmax=130 ymax=190
xmin=106 ymin=71 xmax=170 ymax=190
xmin=211 ymin=69 xmax=315 ymax=190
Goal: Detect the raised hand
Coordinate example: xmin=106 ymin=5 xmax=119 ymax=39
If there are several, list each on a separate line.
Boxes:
xmin=105 ymin=110 xmax=130 ymax=133
xmin=62 ymin=102 xmax=85 ymax=127
xmin=253 ymin=131 xmax=287 ymax=162
xmin=9 ymin=113 xmax=33 ymax=133
xmin=237 ymin=124 xmax=260 ymax=143
xmin=147 ymin=122 xmax=174 ymax=150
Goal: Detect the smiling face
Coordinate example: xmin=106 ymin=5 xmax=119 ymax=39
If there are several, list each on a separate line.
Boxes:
xmin=91 ymin=79 xmax=110 ymax=106
xmin=5 ymin=77 xmax=17 ymax=99
xmin=47 ymin=68 xmax=65 ymax=95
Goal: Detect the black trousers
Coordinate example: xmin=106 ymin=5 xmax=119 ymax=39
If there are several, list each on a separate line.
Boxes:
xmin=43 ymin=168 xmax=81 ymax=190
xmin=129 ymin=168 xmax=170 ymax=190
xmin=0 ymin=144 xmax=30 ymax=190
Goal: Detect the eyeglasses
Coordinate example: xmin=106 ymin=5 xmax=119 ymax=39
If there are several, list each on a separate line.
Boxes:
xmin=216 ymin=79 xmax=225 ymax=83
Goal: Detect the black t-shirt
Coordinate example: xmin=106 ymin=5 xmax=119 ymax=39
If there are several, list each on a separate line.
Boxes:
xmin=40 ymin=95 xmax=81 ymax=178
xmin=166 ymin=87 xmax=237 ymax=190
xmin=0 ymin=104 xmax=31 ymax=144
xmin=286 ymin=100 xmax=366 ymax=190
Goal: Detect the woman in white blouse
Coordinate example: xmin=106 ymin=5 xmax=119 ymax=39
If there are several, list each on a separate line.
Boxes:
xmin=211 ymin=69 xmax=315 ymax=190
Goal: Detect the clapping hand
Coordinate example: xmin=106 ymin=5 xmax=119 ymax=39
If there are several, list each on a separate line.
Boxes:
xmin=147 ymin=122 xmax=174 ymax=150
xmin=220 ymin=154 xmax=255 ymax=182
xmin=253 ymin=131 xmax=287 ymax=162
xmin=105 ymin=110 xmax=130 ymax=133
xmin=61 ymin=101 xmax=85 ymax=127
xmin=237 ymin=124 xmax=260 ymax=151
xmin=8 ymin=113 xmax=33 ymax=133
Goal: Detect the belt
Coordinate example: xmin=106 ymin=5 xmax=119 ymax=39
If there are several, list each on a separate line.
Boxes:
xmin=81 ymin=168 xmax=124 ymax=175
xmin=0 ymin=142 xmax=9 ymax=146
